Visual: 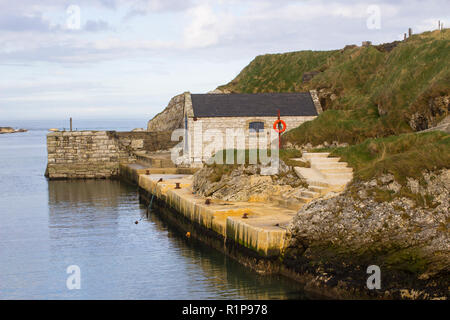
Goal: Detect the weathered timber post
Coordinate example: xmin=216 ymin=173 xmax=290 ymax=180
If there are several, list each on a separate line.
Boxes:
xmin=70 ymin=118 xmax=73 ymax=131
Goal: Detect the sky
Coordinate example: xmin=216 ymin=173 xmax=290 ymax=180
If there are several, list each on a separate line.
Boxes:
xmin=0 ymin=0 xmax=448 ymax=121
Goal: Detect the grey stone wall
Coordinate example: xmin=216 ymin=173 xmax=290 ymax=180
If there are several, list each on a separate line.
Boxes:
xmin=186 ymin=115 xmax=317 ymax=162
xmin=46 ymin=131 xmax=133 ymax=179
xmin=46 ymin=130 xmax=177 ymax=179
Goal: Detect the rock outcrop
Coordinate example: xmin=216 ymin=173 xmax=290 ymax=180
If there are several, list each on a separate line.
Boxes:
xmin=374 ymin=40 xmax=401 ymax=53
xmin=315 ymin=87 xmax=339 ymax=111
xmin=285 ymin=169 xmax=449 ymax=299
xmin=147 ymin=93 xmax=186 ymax=132
xmin=302 ymin=71 xmax=320 ymax=83
xmin=408 ymin=95 xmax=449 ymax=131
xmin=192 ymin=162 xmax=308 ymax=202
xmin=0 ymin=127 xmax=15 ymax=133
xmin=0 ymin=127 xmax=27 ymax=134
xmin=419 ymin=115 xmax=450 ymax=133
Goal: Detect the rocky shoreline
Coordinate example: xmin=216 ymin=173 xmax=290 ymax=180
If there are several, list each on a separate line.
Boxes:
xmin=0 ymin=127 xmax=27 ymax=134
xmin=284 ymin=170 xmax=449 ymax=299
xmin=191 ymin=163 xmax=449 ymax=299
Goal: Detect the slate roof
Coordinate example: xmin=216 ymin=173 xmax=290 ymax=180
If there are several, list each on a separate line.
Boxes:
xmin=190 ymin=93 xmax=318 ymax=118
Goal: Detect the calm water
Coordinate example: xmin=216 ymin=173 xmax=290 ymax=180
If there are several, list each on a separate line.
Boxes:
xmin=0 ymin=120 xmax=314 ymax=299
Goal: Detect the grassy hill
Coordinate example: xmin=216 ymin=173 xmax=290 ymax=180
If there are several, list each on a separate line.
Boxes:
xmin=219 ymin=29 xmax=449 ymax=146
xmin=215 ymin=30 xmax=449 ymax=294
xmin=217 ymin=29 xmax=449 ymax=186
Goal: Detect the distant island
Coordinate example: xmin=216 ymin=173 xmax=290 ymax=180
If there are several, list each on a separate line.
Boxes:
xmin=0 ymin=127 xmax=28 ymax=134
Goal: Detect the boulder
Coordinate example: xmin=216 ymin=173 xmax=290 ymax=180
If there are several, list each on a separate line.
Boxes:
xmin=286 ymin=169 xmax=450 ymax=299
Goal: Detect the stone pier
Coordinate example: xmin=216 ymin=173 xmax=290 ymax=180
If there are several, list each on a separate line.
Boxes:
xmin=45 ymin=130 xmax=176 ymax=179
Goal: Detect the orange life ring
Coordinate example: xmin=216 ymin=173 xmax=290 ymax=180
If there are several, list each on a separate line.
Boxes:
xmin=273 ymin=119 xmax=286 ymax=133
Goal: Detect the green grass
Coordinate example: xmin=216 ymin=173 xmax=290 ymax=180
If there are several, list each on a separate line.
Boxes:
xmin=218 ymin=50 xmax=339 ymax=93
xmin=282 ymin=107 xmax=385 ymax=146
xmin=322 ymin=131 xmax=450 ymax=184
xmin=212 ymin=30 xmax=450 ymax=188
xmin=219 ymin=29 xmax=450 ymax=145
xmin=384 ymin=248 xmax=429 ymax=275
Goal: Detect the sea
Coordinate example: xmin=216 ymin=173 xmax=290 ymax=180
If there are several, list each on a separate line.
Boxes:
xmin=0 ymin=119 xmax=316 ymax=299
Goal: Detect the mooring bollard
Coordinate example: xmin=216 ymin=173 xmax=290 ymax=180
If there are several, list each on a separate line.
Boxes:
xmin=242 ymin=213 xmax=249 ymax=219
xmin=146 ymin=170 xmax=150 ymax=175
xmin=175 ymin=182 xmax=181 ymax=189
xmin=205 ymin=199 xmax=211 ymax=205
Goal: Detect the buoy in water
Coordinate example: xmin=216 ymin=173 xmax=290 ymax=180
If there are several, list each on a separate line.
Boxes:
xmin=135 ymin=221 xmax=139 ymax=224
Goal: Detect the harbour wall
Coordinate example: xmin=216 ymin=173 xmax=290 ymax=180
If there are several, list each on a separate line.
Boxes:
xmin=45 ymin=130 xmax=177 ymax=179
xmin=119 ymin=165 xmax=355 ymax=299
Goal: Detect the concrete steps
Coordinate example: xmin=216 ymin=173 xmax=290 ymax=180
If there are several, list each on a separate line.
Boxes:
xmin=294 ymin=167 xmax=326 ymax=182
xmin=292 ymin=152 xmax=354 ymax=200
xmin=316 ymin=167 xmax=353 ymax=174
xmin=307 ymin=157 xmax=340 ymax=163
xmin=311 ymin=161 xmax=349 ymax=169
xmin=322 ymin=172 xmax=353 ymax=180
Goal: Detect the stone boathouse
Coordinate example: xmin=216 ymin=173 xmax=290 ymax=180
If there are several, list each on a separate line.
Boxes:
xmin=176 ymin=91 xmax=323 ymax=163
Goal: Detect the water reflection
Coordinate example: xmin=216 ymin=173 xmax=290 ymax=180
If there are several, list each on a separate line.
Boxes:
xmin=140 ymin=205 xmax=317 ymax=300
xmin=48 ymin=179 xmax=129 ymax=209
xmin=45 ymin=179 xmax=316 ymax=299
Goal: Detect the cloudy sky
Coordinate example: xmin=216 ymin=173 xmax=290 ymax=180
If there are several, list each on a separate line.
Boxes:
xmin=0 ymin=0 xmax=448 ymax=120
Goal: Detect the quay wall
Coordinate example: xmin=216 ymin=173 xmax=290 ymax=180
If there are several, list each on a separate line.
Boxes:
xmin=46 ymin=130 xmax=177 ymax=179
xmin=119 ymin=163 xmax=372 ymax=299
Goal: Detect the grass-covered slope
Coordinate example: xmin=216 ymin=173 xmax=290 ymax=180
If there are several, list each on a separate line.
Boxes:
xmin=218 ymin=50 xmax=340 ymax=93
xmin=219 ymin=29 xmax=450 ymax=145
xmin=326 ymin=131 xmax=450 ymax=183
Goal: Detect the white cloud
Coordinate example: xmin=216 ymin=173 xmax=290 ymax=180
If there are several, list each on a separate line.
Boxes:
xmin=183 ymin=5 xmax=222 ymax=48
xmin=1 ymin=0 xmax=449 ymax=119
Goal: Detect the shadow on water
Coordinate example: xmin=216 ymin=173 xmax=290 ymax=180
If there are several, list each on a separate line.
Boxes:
xmin=139 ymin=196 xmax=324 ymax=300
xmin=147 ymin=213 xmax=318 ymax=300
xmin=46 ymin=179 xmax=320 ymax=299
